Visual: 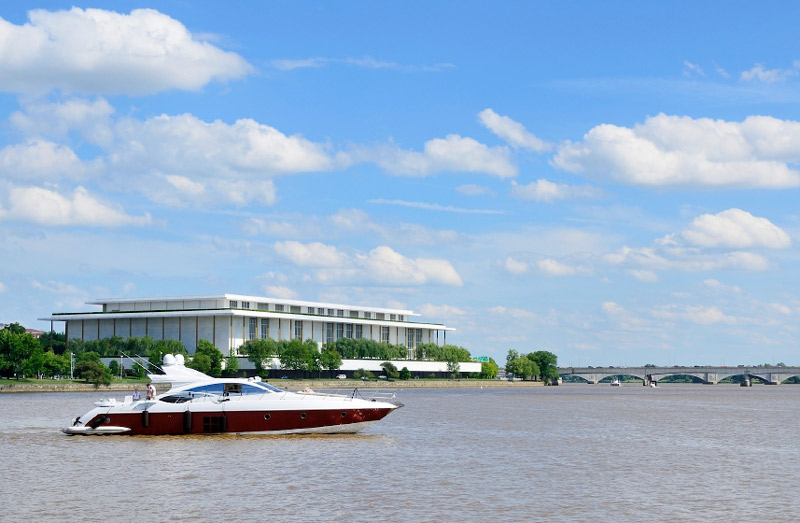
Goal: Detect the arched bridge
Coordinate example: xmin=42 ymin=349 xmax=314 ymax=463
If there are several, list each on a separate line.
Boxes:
xmin=557 ymin=366 xmax=800 ymax=385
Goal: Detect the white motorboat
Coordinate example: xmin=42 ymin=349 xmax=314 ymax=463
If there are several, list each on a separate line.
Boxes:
xmin=63 ymin=354 xmax=401 ymax=436
xmin=610 ymin=378 xmax=621 ymax=386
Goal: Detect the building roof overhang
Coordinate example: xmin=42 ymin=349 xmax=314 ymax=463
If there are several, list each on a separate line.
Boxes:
xmin=86 ymin=294 xmax=419 ymax=317
xmin=39 ymin=309 xmax=455 ymax=331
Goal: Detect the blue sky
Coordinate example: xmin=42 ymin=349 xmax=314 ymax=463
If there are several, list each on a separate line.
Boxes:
xmin=2 ymin=1 xmax=800 ymax=366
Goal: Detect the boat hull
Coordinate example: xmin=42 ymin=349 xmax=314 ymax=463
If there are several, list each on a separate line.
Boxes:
xmin=66 ymin=406 xmax=395 ymax=436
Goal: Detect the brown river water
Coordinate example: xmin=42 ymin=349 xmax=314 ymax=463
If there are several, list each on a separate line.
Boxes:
xmin=2 ymin=384 xmax=799 ymax=522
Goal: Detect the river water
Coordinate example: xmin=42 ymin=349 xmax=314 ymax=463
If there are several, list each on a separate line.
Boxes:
xmin=1 ymin=384 xmax=799 ymax=521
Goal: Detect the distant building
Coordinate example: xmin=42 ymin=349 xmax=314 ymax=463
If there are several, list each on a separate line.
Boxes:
xmin=0 ymin=323 xmax=43 ymax=338
xmin=41 ymin=293 xmax=456 ymax=357
xmin=26 ymin=329 xmax=44 ymax=339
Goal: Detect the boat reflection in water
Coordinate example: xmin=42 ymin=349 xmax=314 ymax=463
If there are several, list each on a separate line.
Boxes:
xmin=62 ymin=354 xmax=401 ymax=436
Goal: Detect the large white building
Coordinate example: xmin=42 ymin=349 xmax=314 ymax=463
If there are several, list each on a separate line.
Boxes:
xmin=43 ymin=294 xmax=456 ymax=358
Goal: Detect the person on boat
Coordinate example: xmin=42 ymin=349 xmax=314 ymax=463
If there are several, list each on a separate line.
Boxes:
xmin=146 ymin=383 xmax=156 ymax=400
xmin=132 ymin=387 xmax=141 ymax=401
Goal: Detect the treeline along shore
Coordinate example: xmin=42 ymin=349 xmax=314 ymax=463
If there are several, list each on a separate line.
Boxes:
xmin=0 ymin=379 xmax=545 ymax=393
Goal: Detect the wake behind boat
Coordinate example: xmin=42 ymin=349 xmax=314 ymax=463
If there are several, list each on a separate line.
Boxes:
xmin=63 ymin=354 xmax=401 ymax=436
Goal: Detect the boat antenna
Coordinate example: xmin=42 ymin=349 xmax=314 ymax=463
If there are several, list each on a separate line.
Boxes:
xmin=120 ymin=352 xmax=163 ymax=375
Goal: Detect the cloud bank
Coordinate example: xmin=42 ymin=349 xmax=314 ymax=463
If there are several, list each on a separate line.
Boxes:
xmin=0 ymin=7 xmax=252 ymax=95
xmin=552 ymin=114 xmax=800 ymax=188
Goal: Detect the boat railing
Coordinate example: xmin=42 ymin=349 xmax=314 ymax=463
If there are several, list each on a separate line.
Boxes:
xmin=290 ymin=388 xmax=397 ymax=402
xmin=350 ymin=388 xmax=397 ymax=402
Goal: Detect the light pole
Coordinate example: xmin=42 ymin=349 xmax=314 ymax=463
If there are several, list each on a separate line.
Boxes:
xmin=69 ymin=352 xmax=74 ymax=380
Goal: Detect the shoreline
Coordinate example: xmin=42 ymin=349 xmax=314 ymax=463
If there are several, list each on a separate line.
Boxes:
xmin=0 ymin=379 xmax=545 ymax=393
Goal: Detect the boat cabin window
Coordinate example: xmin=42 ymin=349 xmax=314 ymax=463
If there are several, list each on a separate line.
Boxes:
xmin=160 ymin=392 xmax=193 ymax=403
xmin=186 ymin=383 xmax=225 ymax=396
xmin=224 ymin=383 xmax=242 ymax=395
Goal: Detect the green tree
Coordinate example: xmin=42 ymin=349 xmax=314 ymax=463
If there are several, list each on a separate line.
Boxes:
xmin=416 ymin=343 xmax=472 ymax=362
xmin=0 ymin=324 xmax=44 ymax=378
xmin=39 ymin=331 xmax=67 ymax=355
xmin=446 ymin=358 xmax=461 ymax=379
xmin=225 ymin=348 xmax=240 ymax=375
xmin=506 ymin=349 xmax=520 ymax=367
xmin=380 ymin=361 xmax=399 ymax=379
xmin=527 ymin=350 xmax=558 ymax=382
xmin=479 ymin=358 xmax=499 ymax=379
xmin=353 ymin=368 xmax=374 ymax=380
xmin=188 ymin=339 xmax=224 ymax=377
xmin=279 ymin=339 xmax=314 ymax=372
xmin=506 ymin=356 xmax=534 ymax=380
xmin=399 ymin=366 xmax=411 ymax=380
xmin=239 ymin=338 xmax=278 ymax=374
xmin=41 ymin=350 xmax=69 ymax=378
xmin=74 ymin=353 xmax=112 ymax=388
xmin=320 ymin=347 xmax=343 ymax=378
xmin=108 ymin=359 xmax=120 ymax=378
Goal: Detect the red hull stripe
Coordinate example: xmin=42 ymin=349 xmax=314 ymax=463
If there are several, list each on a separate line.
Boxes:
xmin=89 ymin=408 xmax=394 ymax=435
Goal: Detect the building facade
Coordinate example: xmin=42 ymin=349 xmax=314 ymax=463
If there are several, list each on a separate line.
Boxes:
xmin=43 ymin=294 xmax=455 ymax=357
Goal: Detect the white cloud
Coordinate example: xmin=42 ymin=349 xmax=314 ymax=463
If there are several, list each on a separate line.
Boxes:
xmin=0 ymin=281 xmax=5 ymax=293
xmin=489 ymin=305 xmax=538 ymax=320
xmin=703 ymin=279 xmax=741 ymax=293
xmin=603 ymin=209 xmax=786 ymax=277
xmin=606 ymin=245 xmax=770 ymax=272
xmin=477 ymin=108 xmax=552 ymax=152
xmin=683 ymin=60 xmax=706 ymax=77
xmin=272 ymin=57 xmax=328 ymax=70
xmin=552 ymin=114 xmax=800 ymax=188
xmin=629 ymin=269 xmax=659 ymax=282
xmin=272 ymin=56 xmax=454 ymax=72
xmin=274 ymin=241 xmax=348 ymax=267
xmin=510 ymin=179 xmax=602 ymax=202
xmin=269 ymin=241 xmax=463 ymax=287
xmin=31 ymin=279 xmax=81 ymax=295
xmin=670 ymin=208 xmax=790 ymax=249
xmin=358 ymin=246 xmax=462 ymax=286
xmin=330 ymin=209 xmax=372 ymax=231
xmin=418 ymin=304 xmax=467 ymax=317
xmin=740 ymin=62 xmax=798 ymax=83
xmin=0 ymin=185 xmax=151 ymax=227
xmin=265 ymin=286 xmax=297 ymax=299
xmin=164 ymin=175 xmax=206 ymax=198
xmin=369 ymin=199 xmax=503 ymax=215
xmin=537 ymin=258 xmax=590 ymax=276
xmin=366 ymin=135 xmax=517 ymax=178
xmin=158 ymin=177 xmax=277 ymax=208
xmin=602 ymin=301 xmax=625 ymax=316
xmin=652 ymin=304 xmax=738 ymax=325
xmin=767 ymin=302 xmax=793 ymax=315
xmin=104 ymin=113 xmax=339 ymax=206
xmin=9 ymin=98 xmax=115 ymax=146
xmin=456 ymin=184 xmax=495 ymax=196
xmin=0 ymin=7 xmax=252 ymax=95
xmin=112 ymin=113 xmax=339 ymax=177
xmin=0 ymin=140 xmax=89 ymax=181
xmin=504 ymin=257 xmax=529 ymax=275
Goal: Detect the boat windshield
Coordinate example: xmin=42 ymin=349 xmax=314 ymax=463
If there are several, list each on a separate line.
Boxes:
xmin=257 ymin=382 xmax=282 ymax=393
xmin=175 ymin=382 xmax=281 ymax=397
